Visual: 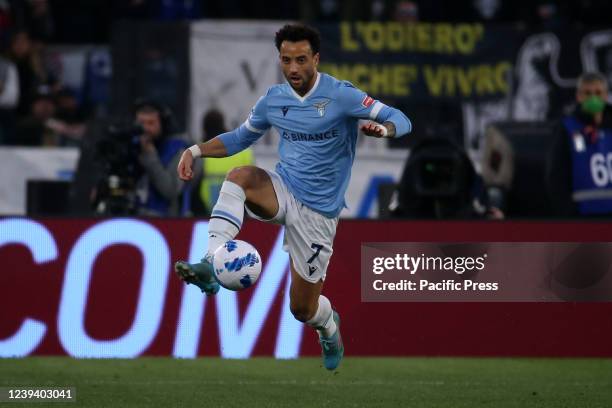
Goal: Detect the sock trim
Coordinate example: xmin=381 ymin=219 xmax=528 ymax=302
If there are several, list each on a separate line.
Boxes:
xmin=209 ymin=215 xmax=240 ymax=231
xmin=210 ymin=210 xmax=242 ymax=229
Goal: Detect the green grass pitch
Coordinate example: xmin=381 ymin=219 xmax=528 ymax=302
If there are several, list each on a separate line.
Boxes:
xmin=0 ymin=357 xmax=610 ymax=407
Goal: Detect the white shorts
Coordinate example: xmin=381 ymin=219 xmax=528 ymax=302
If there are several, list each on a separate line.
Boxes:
xmin=245 ymin=170 xmax=339 ymax=283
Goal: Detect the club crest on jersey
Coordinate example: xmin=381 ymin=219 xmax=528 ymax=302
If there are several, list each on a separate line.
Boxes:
xmin=313 ymin=100 xmax=330 ymax=117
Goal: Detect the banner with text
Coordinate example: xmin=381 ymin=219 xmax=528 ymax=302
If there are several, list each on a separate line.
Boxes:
xmin=316 ymin=22 xmax=518 ymax=102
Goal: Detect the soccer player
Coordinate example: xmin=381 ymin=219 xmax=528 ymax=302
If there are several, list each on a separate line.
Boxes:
xmin=175 ymin=24 xmax=412 ymax=370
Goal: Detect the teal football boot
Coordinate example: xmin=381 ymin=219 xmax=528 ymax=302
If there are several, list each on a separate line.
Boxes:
xmin=319 ymin=311 xmax=344 ymax=370
xmin=174 ymin=255 xmax=220 ymax=296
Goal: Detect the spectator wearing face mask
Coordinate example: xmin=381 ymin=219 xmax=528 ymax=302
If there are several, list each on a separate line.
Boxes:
xmin=547 ymin=72 xmax=612 ymax=217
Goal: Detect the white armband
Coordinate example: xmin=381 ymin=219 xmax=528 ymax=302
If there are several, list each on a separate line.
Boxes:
xmin=188 ymin=144 xmax=202 ymax=158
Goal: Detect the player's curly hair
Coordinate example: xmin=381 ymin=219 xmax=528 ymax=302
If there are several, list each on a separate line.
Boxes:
xmin=274 ymin=24 xmax=321 ymax=55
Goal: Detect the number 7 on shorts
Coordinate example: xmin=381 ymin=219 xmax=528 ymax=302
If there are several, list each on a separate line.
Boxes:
xmin=307 ymin=243 xmax=323 ymax=264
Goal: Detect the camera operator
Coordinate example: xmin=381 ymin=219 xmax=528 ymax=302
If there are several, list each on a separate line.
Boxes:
xmin=133 ymin=99 xmax=187 ymax=216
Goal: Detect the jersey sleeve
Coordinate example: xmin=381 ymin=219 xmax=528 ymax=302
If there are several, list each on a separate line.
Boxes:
xmin=217 ymin=95 xmax=270 ymax=155
xmin=338 ymin=81 xmax=385 ymax=121
xmin=244 ymin=95 xmax=270 ymax=134
xmin=338 ymin=81 xmax=412 ymax=137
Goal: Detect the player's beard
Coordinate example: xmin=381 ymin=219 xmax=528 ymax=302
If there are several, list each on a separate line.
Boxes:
xmin=288 ymin=71 xmax=314 ymax=95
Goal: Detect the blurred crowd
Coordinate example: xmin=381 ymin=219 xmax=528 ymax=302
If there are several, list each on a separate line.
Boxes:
xmin=4 ymin=0 xmax=612 ymax=42
xmin=0 ymin=0 xmax=89 ymax=147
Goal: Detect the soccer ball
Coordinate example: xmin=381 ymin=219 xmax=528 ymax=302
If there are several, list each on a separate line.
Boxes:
xmin=212 ymin=240 xmax=262 ymax=290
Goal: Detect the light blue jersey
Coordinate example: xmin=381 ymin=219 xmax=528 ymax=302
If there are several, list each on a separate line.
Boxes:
xmin=218 ymin=72 xmax=412 ymax=218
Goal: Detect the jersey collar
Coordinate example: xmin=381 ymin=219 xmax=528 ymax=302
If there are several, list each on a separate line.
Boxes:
xmin=287 ymin=72 xmax=320 ymax=103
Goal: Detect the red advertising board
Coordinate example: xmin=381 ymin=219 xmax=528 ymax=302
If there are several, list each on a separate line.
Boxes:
xmin=1 ymin=218 xmax=611 ymax=358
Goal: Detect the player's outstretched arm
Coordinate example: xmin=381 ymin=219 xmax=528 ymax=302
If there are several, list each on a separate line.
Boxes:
xmin=178 ymin=137 xmax=228 ymax=181
xmin=179 ymin=93 xmax=270 ymax=180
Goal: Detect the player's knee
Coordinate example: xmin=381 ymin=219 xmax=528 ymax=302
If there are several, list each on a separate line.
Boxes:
xmin=290 ymin=302 xmax=316 ymax=323
xmin=226 ymin=166 xmax=257 ymax=189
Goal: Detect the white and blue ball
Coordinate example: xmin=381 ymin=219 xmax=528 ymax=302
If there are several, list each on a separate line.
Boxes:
xmin=213 ymin=240 xmax=262 ymax=291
